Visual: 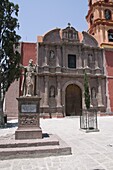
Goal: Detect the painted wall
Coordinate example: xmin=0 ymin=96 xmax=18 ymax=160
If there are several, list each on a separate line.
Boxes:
xmin=5 ymin=42 xmax=37 ymax=118
xmin=105 ymin=49 xmax=113 ymax=112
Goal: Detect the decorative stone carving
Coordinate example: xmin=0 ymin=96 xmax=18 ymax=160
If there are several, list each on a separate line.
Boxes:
xmin=62 ymin=24 xmax=79 ymax=42
xmin=19 ymin=115 xmax=38 ymax=126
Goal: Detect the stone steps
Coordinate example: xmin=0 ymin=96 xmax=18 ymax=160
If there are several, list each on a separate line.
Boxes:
xmin=0 ymin=138 xmax=59 ymax=148
xmin=0 ymin=134 xmax=71 ymax=159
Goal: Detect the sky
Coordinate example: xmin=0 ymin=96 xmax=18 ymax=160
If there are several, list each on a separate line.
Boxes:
xmin=11 ymin=0 xmax=88 ymax=42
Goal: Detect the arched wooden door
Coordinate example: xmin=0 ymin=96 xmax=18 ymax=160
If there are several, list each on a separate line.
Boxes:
xmin=65 ymin=84 xmax=82 ymax=116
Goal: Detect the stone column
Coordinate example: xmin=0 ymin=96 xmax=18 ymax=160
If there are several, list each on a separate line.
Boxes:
xmin=89 ymin=78 xmax=93 ymax=108
xmin=94 ymin=50 xmax=101 ymax=74
xmin=44 ymin=46 xmax=48 ymax=66
xmin=105 ymin=27 xmax=108 ymax=42
xmin=78 ymin=54 xmax=82 ymax=69
xmin=43 ymin=76 xmax=49 ymax=107
xmin=35 ymin=74 xmax=39 ymax=96
xmin=106 ymin=77 xmax=111 ymax=112
xmin=94 ymin=50 xmax=99 ymax=68
xmin=62 ymin=45 xmax=66 ymax=68
xmin=56 ymin=46 xmax=60 ymax=66
xmin=100 ymin=25 xmax=104 ymax=43
xmin=78 ymin=46 xmax=82 ymax=68
xmin=84 ymin=50 xmax=89 ymax=68
xmin=56 ymin=76 xmax=61 ymax=107
xmin=56 ymin=46 xmax=61 ymax=72
xmin=84 ymin=49 xmax=90 ymax=74
xmin=97 ymin=78 xmax=103 ymax=107
xmin=101 ymin=7 xmax=104 ymax=19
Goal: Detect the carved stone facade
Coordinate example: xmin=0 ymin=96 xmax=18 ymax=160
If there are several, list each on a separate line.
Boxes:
xmin=36 ymin=25 xmax=106 ymax=118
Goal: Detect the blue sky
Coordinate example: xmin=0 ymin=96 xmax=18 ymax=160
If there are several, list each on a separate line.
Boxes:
xmin=11 ymin=0 xmax=88 ymax=42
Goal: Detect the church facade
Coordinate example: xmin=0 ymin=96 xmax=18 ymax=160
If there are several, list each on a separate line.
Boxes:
xmin=5 ymin=0 xmax=113 ymax=118
xmin=36 ymin=26 xmax=106 ymax=118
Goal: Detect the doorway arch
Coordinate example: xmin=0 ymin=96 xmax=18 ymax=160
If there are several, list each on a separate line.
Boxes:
xmin=65 ymin=84 xmax=82 ymax=116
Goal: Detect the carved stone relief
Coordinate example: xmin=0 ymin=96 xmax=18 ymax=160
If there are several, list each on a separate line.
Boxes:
xmin=19 ymin=115 xmax=38 ymax=126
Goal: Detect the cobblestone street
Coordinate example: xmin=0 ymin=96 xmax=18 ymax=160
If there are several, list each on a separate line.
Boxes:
xmin=0 ymin=116 xmax=113 ymax=170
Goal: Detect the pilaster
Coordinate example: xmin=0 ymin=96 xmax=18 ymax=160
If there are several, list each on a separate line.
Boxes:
xmin=43 ymin=76 xmax=49 ymax=107
xmin=97 ymin=77 xmax=104 ymax=107
xmin=43 ymin=46 xmax=48 ymax=66
xmin=56 ymin=76 xmax=61 ymax=107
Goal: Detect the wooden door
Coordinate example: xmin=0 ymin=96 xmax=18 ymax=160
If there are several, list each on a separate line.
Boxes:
xmin=65 ymin=84 xmax=82 ymax=116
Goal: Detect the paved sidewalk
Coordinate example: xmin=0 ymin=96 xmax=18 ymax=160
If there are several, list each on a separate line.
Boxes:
xmin=0 ymin=116 xmax=113 ymax=170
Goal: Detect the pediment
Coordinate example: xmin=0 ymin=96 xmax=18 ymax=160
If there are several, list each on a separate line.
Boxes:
xmin=61 ymin=26 xmax=79 ymax=42
xmin=43 ymin=28 xmax=61 ymax=43
xmin=82 ymin=31 xmax=98 ymax=47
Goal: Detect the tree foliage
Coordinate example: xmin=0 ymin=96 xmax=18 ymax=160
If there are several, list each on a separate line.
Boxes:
xmin=84 ymin=72 xmax=90 ymax=109
xmin=0 ymin=0 xmax=21 ymax=99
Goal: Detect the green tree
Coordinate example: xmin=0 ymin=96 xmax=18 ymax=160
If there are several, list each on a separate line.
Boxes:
xmin=0 ymin=0 xmax=21 ymax=125
xmin=84 ymin=72 xmax=90 ymax=109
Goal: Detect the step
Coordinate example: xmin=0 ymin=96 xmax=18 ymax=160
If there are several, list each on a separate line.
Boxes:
xmin=0 ymin=134 xmax=59 ymax=148
xmin=0 ymin=134 xmax=72 ymax=159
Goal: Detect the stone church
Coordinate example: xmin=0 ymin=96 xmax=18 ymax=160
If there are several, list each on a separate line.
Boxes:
xmin=5 ymin=0 xmax=113 ymax=118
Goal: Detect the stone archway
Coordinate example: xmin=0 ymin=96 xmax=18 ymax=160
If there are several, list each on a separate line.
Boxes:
xmin=65 ymin=84 xmax=82 ymax=116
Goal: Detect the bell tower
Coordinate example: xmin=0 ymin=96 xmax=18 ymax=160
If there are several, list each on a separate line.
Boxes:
xmin=86 ymin=0 xmax=113 ymax=48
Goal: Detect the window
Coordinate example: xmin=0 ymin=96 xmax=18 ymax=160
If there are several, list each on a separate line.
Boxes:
xmin=104 ymin=9 xmax=111 ymax=20
xmin=108 ymin=29 xmax=113 ymax=42
xmin=68 ymin=55 xmax=76 ymax=68
xmin=90 ymin=14 xmax=94 ymax=25
xmin=104 ymin=0 xmax=109 ymax=2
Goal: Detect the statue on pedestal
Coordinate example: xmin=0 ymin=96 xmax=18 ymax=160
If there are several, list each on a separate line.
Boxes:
xmin=21 ymin=59 xmax=36 ymax=96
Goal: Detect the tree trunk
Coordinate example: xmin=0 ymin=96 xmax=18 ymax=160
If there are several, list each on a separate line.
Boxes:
xmin=0 ymin=99 xmax=4 ymax=127
xmin=0 ymin=82 xmax=4 ymax=127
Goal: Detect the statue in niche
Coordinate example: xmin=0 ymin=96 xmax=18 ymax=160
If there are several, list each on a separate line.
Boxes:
xmin=50 ymin=50 xmax=55 ymax=59
xmin=88 ymin=54 xmax=93 ymax=67
xmin=49 ymin=86 xmax=55 ymax=97
xmin=21 ymin=59 xmax=36 ymax=96
xmin=91 ymin=87 xmax=98 ymax=107
xmin=91 ymin=88 xmax=96 ymax=99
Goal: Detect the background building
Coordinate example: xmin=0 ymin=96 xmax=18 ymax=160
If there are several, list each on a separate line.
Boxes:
xmin=86 ymin=0 xmax=113 ymax=112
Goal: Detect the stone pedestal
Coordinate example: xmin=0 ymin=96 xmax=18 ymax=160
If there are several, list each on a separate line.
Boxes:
xmin=15 ymin=96 xmax=42 ymax=140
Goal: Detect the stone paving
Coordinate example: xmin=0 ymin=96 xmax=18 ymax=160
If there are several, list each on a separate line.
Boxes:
xmin=0 ymin=116 xmax=113 ymax=170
